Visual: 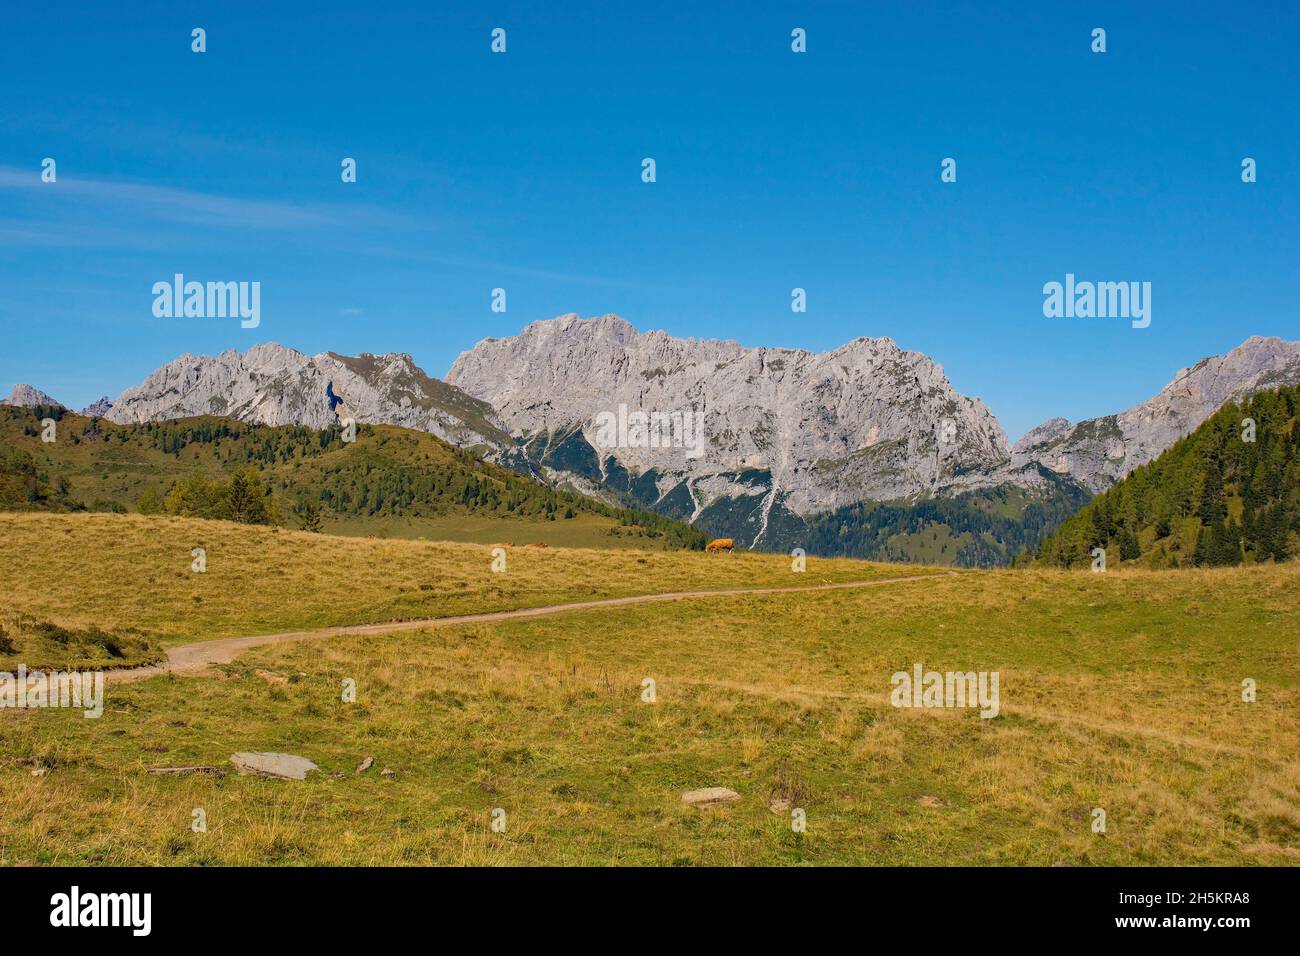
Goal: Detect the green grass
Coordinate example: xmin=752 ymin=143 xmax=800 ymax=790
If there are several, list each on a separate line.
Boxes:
xmin=885 ymin=522 xmax=977 ymax=563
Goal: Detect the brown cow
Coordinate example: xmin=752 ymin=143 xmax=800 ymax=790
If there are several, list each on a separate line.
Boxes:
xmin=705 ymin=538 xmax=735 ymax=553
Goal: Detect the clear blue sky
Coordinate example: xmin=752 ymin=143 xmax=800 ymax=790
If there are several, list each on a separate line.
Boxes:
xmin=1 ymin=1 xmax=1296 ymax=438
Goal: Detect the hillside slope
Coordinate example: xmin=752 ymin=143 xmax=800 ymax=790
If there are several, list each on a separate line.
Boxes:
xmin=0 ymin=405 xmax=705 ymax=550
xmin=1032 ymin=384 xmax=1300 ymax=568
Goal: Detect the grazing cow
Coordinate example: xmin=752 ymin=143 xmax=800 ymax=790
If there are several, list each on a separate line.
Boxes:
xmin=705 ymin=538 xmax=735 ymax=553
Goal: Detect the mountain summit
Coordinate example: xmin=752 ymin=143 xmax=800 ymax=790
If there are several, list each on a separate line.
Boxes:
xmin=2 ymin=384 xmax=62 ymax=408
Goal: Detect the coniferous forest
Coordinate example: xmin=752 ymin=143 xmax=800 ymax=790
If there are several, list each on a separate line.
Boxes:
xmin=1032 ymin=385 xmax=1300 ymax=568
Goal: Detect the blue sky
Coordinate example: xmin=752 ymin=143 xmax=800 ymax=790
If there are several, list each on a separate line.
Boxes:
xmin=1 ymin=1 xmax=1296 ymax=439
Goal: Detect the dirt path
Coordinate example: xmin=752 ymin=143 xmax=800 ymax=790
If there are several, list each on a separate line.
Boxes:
xmin=109 ymin=572 xmax=954 ymax=684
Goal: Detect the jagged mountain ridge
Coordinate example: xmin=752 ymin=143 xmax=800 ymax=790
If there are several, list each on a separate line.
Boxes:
xmin=1011 ymin=335 xmax=1300 ymax=493
xmin=447 ymin=316 xmax=1300 ymax=552
xmin=82 ymin=396 xmax=114 ymax=417
xmin=105 ymin=343 xmax=512 ymax=455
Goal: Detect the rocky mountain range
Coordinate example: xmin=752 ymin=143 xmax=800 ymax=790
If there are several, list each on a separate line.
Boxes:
xmin=1008 ymin=335 xmax=1300 ymax=493
xmin=446 ymin=316 xmax=1300 ymax=544
xmin=7 ymin=316 xmax=1298 ymax=559
xmin=82 ymin=396 xmax=114 ymax=418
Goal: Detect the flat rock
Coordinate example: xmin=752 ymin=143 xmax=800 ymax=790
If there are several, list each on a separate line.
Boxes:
xmin=230 ymin=752 xmax=318 ymax=780
xmin=682 ymin=787 xmax=740 ymax=808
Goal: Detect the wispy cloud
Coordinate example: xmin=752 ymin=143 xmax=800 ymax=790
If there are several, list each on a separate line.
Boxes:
xmin=0 ymin=167 xmax=643 ymax=291
xmin=0 ymin=217 xmax=162 ymax=250
xmin=0 ymin=166 xmax=411 ymax=238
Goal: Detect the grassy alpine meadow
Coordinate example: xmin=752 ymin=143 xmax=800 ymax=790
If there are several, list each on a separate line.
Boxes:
xmin=0 ymin=512 xmax=929 ymax=665
xmin=0 ymin=517 xmax=1295 ymax=865
xmin=320 ymin=510 xmax=679 ymax=549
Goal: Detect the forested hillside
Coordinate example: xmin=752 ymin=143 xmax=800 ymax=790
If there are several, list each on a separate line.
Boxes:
xmin=1031 ymin=385 xmax=1300 ymax=568
xmin=793 ymin=478 xmax=1090 ymax=568
xmin=0 ymin=406 xmax=706 ymax=549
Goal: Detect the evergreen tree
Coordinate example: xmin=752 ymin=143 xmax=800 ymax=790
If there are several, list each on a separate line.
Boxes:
xmin=298 ymin=499 xmax=324 ymax=533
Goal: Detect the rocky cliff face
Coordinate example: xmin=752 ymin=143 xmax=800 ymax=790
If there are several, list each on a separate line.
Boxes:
xmin=2 ymin=384 xmax=62 ymax=408
xmin=106 ymin=343 xmax=511 ymax=452
xmin=446 ymin=313 xmax=1019 ymax=540
xmin=1012 ymin=336 xmax=1300 ymax=493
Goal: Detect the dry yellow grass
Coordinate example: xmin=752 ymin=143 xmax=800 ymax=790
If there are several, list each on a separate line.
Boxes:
xmin=0 ymin=515 xmax=1294 ymax=865
xmin=0 ymin=512 xmax=931 ymax=656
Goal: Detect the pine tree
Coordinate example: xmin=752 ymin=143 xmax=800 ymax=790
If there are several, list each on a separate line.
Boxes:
xmin=298 ymin=499 xmax=323 ymax=533
xmin=1198 ymin=462 xmax=1226 ymax=523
